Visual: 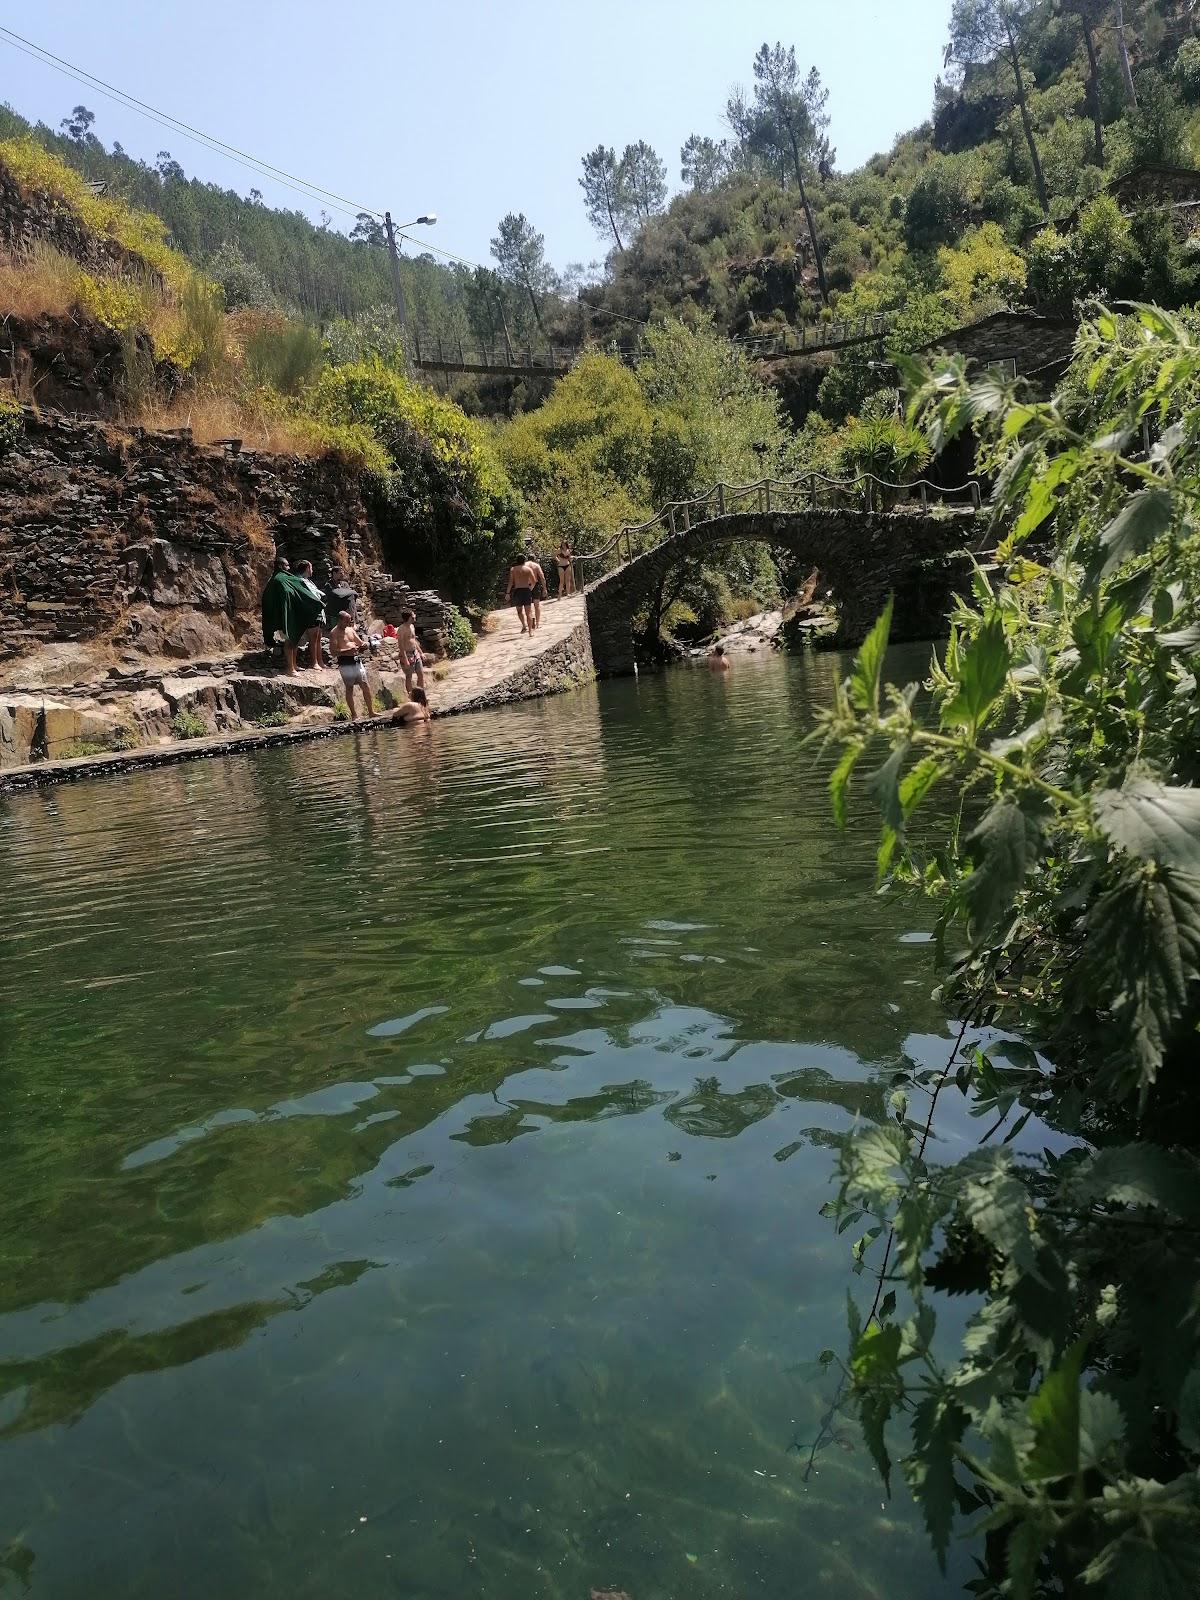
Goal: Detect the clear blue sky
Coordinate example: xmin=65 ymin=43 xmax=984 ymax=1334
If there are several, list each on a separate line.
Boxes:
xmin=6 ymin=1 xmax=954 ymax=271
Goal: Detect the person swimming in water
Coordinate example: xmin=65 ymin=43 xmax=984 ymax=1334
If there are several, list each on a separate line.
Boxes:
xmin=708 ymin=643 xmax=731 ymax=672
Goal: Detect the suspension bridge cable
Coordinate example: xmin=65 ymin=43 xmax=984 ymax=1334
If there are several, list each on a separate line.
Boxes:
xmin=0 ymin=27 xmax=383 ymax=219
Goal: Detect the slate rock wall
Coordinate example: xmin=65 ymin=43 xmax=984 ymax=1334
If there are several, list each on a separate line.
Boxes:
xmin=0 ymin=408 xmax=381 ymax=670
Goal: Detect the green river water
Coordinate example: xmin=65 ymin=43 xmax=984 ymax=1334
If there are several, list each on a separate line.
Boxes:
xmin=0 ymin=647 xmax=975 ymax=1599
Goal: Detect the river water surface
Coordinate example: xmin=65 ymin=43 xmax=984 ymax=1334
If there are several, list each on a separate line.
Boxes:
xmin=0 ymin=648 xmax=970 ymax=1599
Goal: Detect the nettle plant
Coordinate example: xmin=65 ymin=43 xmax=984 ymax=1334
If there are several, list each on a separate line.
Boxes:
xmin=818 ymin=306 xmax=1200 ymax=1597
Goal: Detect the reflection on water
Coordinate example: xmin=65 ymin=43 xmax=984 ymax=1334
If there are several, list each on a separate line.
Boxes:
xmin=0 ymin=648 xmax=968 ymax=1598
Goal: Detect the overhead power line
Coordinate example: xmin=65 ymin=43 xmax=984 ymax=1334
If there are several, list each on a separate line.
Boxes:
xmin=1 ymin=27 xmax=650 ymax=334
xmin=0 ymin=26 xmax=383 ymax=219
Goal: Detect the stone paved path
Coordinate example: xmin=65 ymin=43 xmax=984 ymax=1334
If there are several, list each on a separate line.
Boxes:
xmin=0 ymin=595 xmax=590 ymax=791
xmin=434 ymin=595 xmax=585 ymax=710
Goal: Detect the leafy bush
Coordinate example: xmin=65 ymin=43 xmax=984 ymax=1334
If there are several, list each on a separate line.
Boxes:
xmin=252 ymin=710 xmax=292 ymax=727
xmin=833 ymin=407 xmax=931 ymax=485
xmin=243 ymin=319 xmax=324 ymax=395
xmin=444 ymin=606 xmax=476 ymax=658
xmin=1175 ymin=36 xmax=1200 ymax=104
xmin=313 ymin=359 xmax=522 ymax=601
xmin=820 ymin=308 xmax=1200 ymax=1598
xmin=169 ymin=709 xmax=208 ymax=740
xmin=0 ymin=391 xmax=24 ymax=453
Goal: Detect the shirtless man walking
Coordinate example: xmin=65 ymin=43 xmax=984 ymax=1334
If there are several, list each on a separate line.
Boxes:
xmin=527 ymin=553 xmax=548 ymax=633
xmin=329 ymin=610 xmax=375 ymax=720
xmin=505 ymin=554 xmax=538 ymax=635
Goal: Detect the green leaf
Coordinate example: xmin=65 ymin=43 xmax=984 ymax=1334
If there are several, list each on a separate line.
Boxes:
xmin=941 ymin=614 xmax=1011 ymax=737
xmin=899 ymin=755 xmax=944 ymax=820
xmin=1005 ymin=1514 xmax=1057 ymax=1600
xmin=1079 ymin=1389 xmax=1125 ymax=1471
xmin=858 ymin=1390 xmax=895 ymax=1497
xmin=1085 ymin=1520 xmax=1200 ymax=1598
xmin=960 ymin=1153 xmax=1039 ymax=1276
xmin=1025 ymin=1341 xmax=1085 ymax=1482
xmin=1178 ymin=1369 xmax=1200 ymax=1453
xmin=965 ymin=797 xmax=1043 ymax=935
xmin=1097 ymin=488 xmax=1173 ymax=578
xmin=829 ymin=742 xmax=861 ymax=830
xmin=851 ymin=1321 xmax=902 ymax=1384
xmin=849 ymin=596 xmax=895 ymax=715
xmin=1081 ymin=867 xmax=1200 ymax=1085
xmin=867 ymin=740 xmax=910 ymax=836
xmin=1068 ymin=1145 xmax=1200 ymax=1222
xmin=1093 ymin=781 xmax=1200 ymax=872
xmin=1157 ymin=622 xmax=1200 ymax=655
xmin=1009 ymin=450 xmax=1079 ymax=545
xmin=905 ymin=1393 xmax=967 ymax=1569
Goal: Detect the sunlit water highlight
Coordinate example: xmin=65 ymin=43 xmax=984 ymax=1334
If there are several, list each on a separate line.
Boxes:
xmin=0 ymin=648 xmax=974 ymax=1598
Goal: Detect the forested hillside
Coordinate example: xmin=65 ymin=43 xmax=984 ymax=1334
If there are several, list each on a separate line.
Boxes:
xmin=5 ymin=2 xmax=1199 ymax=425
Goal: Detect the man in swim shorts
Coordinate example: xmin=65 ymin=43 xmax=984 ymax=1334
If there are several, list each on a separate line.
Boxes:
xmin=329 ymin=610 xmax=375 ymax=720
xmin=396 ymin=609 xmax=425 ymax=695
xmin=505 ymin=555 xmax=538 ymax=635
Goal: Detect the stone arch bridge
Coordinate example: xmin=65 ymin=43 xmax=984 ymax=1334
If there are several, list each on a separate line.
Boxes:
xmin=578 ymin=476 xmax=983 ymax=677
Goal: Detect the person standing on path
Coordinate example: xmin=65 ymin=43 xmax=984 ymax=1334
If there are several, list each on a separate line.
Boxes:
xmin=505 ymin=555 xmax=538 ymax=635
xmin=396 ymin=609 xmax=426 ymax=696
xmin=528 ymin=554 xmax=548 ymax=632
xmin=261 ymin=558 xmax=325 ymax=676
xmin=329 ymin=610 xmax=376 ymax=719
xmin=556 ymin=541 xmax=575 ymax=597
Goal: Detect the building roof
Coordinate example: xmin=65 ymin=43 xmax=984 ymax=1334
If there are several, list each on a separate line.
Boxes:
xmin=916 ymin=309 xmax=1077 ymax=379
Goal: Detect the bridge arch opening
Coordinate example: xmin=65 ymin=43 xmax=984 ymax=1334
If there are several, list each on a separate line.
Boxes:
xmin=583 ymin=507 xmax=979 ymax=677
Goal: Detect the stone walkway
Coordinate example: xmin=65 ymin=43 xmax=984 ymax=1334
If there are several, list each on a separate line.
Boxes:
xmin=436 ymin=595 xmax=585 ymax=710
xmin=0 ymin=596 xmax=590 ymax=792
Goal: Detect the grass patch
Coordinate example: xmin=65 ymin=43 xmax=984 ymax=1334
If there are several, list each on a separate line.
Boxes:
xmin=170 ymin=709 xmax=208 ymax=740
xmin=58 ymin=739 xmax=108 ymax=759
xmin=331 ymin=701 xmax=351 ymax=722
xmin=252 ymin=710 xmax=292 ymax=727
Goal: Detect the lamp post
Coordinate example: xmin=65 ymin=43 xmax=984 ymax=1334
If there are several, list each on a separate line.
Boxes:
xmin=383 ymin=211 xmax=437 ymax=374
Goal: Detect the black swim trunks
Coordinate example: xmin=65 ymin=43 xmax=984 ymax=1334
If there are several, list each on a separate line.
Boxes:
xmin=513 ymin=586 xmax=533 ymax=606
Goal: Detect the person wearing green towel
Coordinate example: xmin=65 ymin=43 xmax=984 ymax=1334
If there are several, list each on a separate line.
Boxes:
xmin=260 ymin=557 xmax=326 ymax=675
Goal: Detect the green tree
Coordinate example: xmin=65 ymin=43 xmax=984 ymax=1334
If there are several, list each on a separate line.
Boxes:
xmin=1121 ymin=67 xmax=1188 ymax=167
xmin=617 ymin=140 xmax=669 ymax=223
xmin=580 ymin=145 xmax=626 ymax=251
xmin=1057 ymin=0 xmax=1107 ymax=166
xmin=680 ymin=134 xmax=730 ymax=193
xmin=490 ymin=212 xmax=556 ymax=336
xmin=746 ymin=43 xmax=832 ymax=303
xmin=819 ymin=306 xmax=1200 ymax=1598
xmin=947 ymin=0 xmax=1050 ymax=214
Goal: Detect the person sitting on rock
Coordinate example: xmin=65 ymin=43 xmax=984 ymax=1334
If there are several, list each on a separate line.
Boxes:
xmin=261 ymin=558 xmax=325 ymax=676
xmin=329 ymin=610 xmax=375 ymax=720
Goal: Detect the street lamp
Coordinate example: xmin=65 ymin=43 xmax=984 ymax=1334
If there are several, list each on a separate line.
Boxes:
xmin=383 ymin=211 xmax=438 ymax=371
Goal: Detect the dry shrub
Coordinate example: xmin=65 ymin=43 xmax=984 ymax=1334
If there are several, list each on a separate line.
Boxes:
xmin=0 ymin=244 xmax=79 ymax=320
xmin=130 ymin=391 xmax=370 ymax=462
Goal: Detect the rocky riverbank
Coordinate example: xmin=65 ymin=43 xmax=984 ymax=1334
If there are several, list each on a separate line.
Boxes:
xmin=0 ymin=597 xmax=593 ymax=791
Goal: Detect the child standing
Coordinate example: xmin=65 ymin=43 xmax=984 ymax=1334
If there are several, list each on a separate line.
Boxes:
xmin=396 ymin=609 xmax=426 ymax=696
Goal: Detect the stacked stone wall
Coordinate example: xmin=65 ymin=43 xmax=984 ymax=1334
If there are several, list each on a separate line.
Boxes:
xmin=0 ymin=163 xmax=159 ymax=281
xmin=0 ymin=408 xmax=381 ymax=670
